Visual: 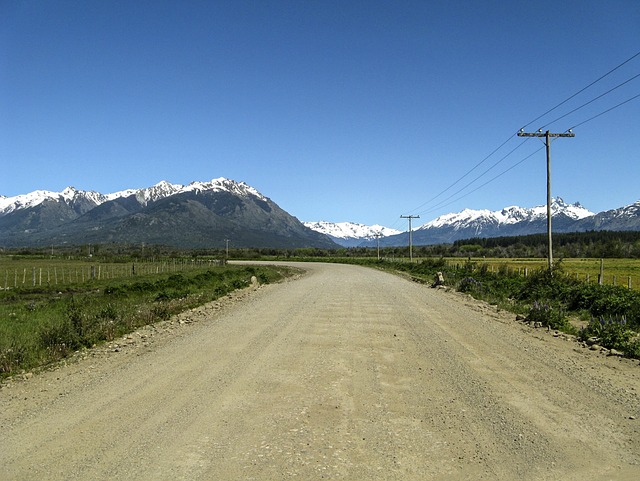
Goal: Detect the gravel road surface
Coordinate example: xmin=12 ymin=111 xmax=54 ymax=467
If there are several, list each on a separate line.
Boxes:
xmin=1 ymin=261 xmax=639 ymax=480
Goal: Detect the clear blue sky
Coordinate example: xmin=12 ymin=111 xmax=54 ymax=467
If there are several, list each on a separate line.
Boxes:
xmin=1 ymin=1 xmax=639 ymax=230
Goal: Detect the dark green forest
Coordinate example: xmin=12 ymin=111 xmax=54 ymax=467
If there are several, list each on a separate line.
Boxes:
xmin=450 ymin=230 xmax=640 ymax=259
xmin=2 ymin=230 xmax=640 ymax=260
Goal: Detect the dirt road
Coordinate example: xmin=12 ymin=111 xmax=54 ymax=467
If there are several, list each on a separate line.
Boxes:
xmin=1 ymin=262 xmax=639 ymax=480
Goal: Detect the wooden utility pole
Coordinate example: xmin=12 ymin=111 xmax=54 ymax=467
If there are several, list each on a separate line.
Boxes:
xmin=517 ymin=129 xmax=575 ymax=273
xmin=373 ymin=232 xmax=383 ymax=260
xmin=400 ymin=215 xmax=420 ymax=262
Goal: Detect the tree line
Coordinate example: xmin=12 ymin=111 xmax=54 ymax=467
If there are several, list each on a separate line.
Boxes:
xmin=3 ymin=230 xmax=640 ymax=260
xmin=451 ymin=230 xmax=640 ymax=259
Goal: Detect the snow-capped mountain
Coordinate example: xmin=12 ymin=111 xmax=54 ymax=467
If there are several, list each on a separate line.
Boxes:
xmin=310 ymin=198 xmax=602 ymax=248
xmin=421 ymin=197 xmax=593 ymax=232
xmin=0 ymin=186 xmax=108 ymax=216
xmin=0 ymin=178 xmax=337 ymax=249
xmin=181 ymin=178 xmax=267 ymax=201
xmin=392 ymin=197 xmax=595 ymax=246
xmin=304 ymin=221 xmax=401 ymax=247
xmin=104 ymin=180 xmax=182 ymax=207
xmin=572 ymin=200 xmax=640 ymax=232
xmin=0 ymin=178 xmax=265 ymax=216
xmin=365 ymin=196 xmax=640 ymax=248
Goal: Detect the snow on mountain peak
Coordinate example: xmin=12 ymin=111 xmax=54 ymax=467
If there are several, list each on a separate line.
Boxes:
xmin=182 ymin=177 xmax=267 ymax=201
xmin=133 ymin=180 xmax=182 ymax=205
xmin=0 ymin=178 xmax=268 ymax=216
xmin=0 ymin=189 xmax=73 ymax=215
xmin=304 ymin=221 xmax=401 ymax=240
xmin=420 ymin=197 xmax=594 ymax=231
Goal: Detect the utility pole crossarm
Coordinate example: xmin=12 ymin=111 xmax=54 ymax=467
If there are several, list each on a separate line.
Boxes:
xmin=517 ymin=131 xmax=575 ymax=138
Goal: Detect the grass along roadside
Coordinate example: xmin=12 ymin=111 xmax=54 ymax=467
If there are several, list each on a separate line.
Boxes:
xmin=459 ymin=257 xmax=640 ymax=291
xmin=0 ymin=256 xmax=226 ymax=289
xmin=0 ymin=264 xmax=292 ymax=377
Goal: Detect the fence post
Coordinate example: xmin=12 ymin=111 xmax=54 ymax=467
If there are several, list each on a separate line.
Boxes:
xmin=598 ymin=258 xmax=604 ymax=285
xmin=629 ymin=276 xmax=632 ymax=290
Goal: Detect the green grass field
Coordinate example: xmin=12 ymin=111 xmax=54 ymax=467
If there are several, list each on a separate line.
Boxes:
xmin=0 ymin=256 xmax=229 ymax=289
xmin=0 ymin=257 xmax=291 ymax=377
xmin=440 ymin=257 xmax=640 ymax=290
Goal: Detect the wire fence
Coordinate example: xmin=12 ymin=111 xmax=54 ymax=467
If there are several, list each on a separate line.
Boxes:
xmin=385 ymin=257 xmax=640 ymax=292
xmin=469 ymin=263 xmax=639 ymax=290
xmin=443 ymin=259 xmax=640 ymax=291
xmin=1 ymin=258 xmax=226 ymax=289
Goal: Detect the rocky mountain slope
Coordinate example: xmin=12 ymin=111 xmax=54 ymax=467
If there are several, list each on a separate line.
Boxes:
xmin=0 ymin=178 xmax=337 ymax=249
xmin=572 ymin=200 xmax=640 ymax=232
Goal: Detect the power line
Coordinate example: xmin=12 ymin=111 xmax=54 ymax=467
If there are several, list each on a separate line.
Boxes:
xmin=392 ymin=50 xmax=640 ymax=229
xmin=520 ymin=49 xmax=640 ymax=131
xmin=407 ymin=133 xmax=515 ymax=214
xmin=405 ymin=51 xmax=640 ymax=220
xmin=413 ymin=138 xmax=532 ymax=216
xmin=419 ymin=84 xmax=636 ymax=215
xmin=540 ymin=72 xmax=640 ymax=130
xmin=568 ymin=92 xmax=640 ymax=131
xmin=418 ymin=146 xmax=544 ymax=216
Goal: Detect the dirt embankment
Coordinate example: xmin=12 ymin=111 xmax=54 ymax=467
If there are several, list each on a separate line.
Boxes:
xmin=1 ymin=262 xmax=639 ymax=480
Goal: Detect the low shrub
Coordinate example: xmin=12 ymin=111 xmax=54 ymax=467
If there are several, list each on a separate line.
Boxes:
xmin=38 ymin=319 xmax=81 ymax=360
xmin=526 ymin=301 xmax=575 ymax=333
xmin=579 ymin=315 xmax=639 ymax=356
xmin=458 ymin=277 xmax=482 ymax=294
xmin=0 ymin=341 xmax=28 ymax=374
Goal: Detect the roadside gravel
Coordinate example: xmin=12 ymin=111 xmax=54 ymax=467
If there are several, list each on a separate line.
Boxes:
xmin=1 ymin=261 xmax=639 ymax=480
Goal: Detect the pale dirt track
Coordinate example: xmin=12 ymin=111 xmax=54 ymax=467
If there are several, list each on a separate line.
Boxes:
xmin=1 ymin=262 xmax=640 ymax=480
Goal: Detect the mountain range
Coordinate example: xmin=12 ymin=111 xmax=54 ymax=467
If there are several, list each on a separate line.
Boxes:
xmin=302 ymin=221 xmax=402 ymax=248
xmin=0 ymin=178 xmax=337 ymax=249
xmin=305 ymin=198 xmax=640 ymax=248
xmin=2 ymin=179 xmax=640 ymax=249
xmin=380 ymin=198 xmax=596 ymax=247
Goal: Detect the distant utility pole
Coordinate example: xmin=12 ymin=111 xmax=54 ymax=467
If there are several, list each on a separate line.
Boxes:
xmin=517 ymin=129 xmax=575 ymax=273
xmin=373 ymin=232 xmax=383 ymax=260
xmin=400 ymin=215 xmax=420 ymax=262
xmin=225 ymin=239 xmax=230 ymax=261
